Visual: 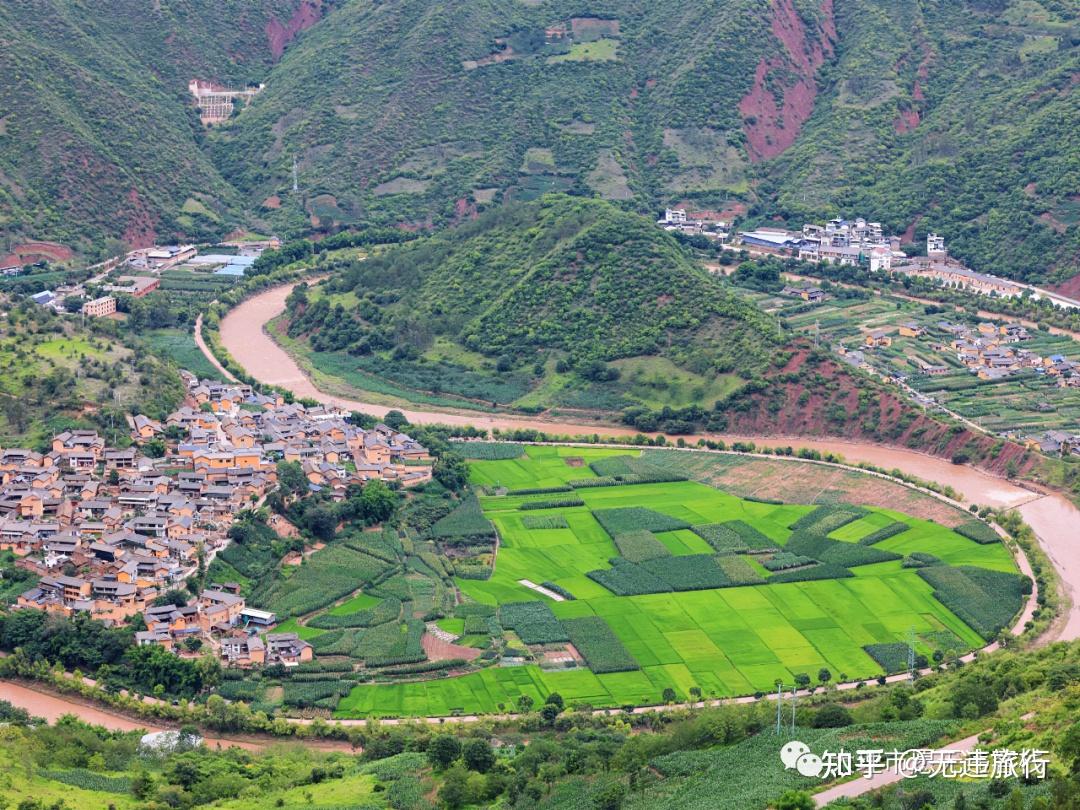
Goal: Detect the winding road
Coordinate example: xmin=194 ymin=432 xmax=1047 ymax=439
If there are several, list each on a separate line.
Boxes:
xmin=6 ymin=279 xmax=1077 ymax=802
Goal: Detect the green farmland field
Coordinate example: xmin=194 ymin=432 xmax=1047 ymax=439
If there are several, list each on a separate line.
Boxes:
xmin=336 ymin=446 xmax=1021 ymax=718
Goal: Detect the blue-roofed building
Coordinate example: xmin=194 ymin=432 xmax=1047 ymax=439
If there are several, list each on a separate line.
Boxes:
xmin=31 ymin=290 xmax=55 ymax=305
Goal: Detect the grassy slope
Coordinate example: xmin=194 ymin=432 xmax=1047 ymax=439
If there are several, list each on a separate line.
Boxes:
xmin=286 ymin=196 xmax=779 ymax=409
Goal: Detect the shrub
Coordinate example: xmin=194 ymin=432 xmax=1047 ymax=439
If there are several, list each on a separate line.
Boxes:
xmin=613 ymin=530 xmax=671 ymax=562
xmin=379 ymin=658 xmax=467 ymax=676
xmin=858 ymin=521 xmax=911 ymax=545
xmin=812 ymin=703 xmax=853 ymax=728
xmin=954 ymin=520 xmax=1001 ymax=545
xmin=498 ymin=601 xmax=569 ymax=644
xmin=519 ymin=498 xmax=585 ymax=510
xmin=283 ymin=680 xmax=353 ymax=708
xmin=592 ymin=507 xmax=690 ymax=536
xmin=562 ymin=616 xmax=639 ymax=673
xmin=41 ymin=769 xmax=131 ymax=794
xmin=522 ymin=514 xmax=570 ymax=530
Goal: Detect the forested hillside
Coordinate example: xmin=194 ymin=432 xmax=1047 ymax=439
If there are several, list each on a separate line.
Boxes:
xmin=2 ymin=0 xmax=1077 ymax=285
xmin=0 ymin=0 xmax=330 ymax=258
xmin=282 ymin=196 xmax=779 ymax=414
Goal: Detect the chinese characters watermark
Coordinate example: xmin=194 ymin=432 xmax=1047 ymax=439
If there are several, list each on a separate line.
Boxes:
xmin=780 ymin=741 xmax=1049 ymax=780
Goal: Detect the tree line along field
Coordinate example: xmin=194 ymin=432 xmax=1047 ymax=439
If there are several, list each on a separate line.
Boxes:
xmin=335 ymin=445 xmax=1025 ymax=719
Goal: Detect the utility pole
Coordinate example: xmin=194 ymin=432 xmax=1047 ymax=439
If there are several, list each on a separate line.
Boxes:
xmin=907 ymin=626 xmax=917 ymax=681
xmin=775 ymin=682 xmax=784 ymax=734
xmin=790 ymin=685 xmax=797 ymax=734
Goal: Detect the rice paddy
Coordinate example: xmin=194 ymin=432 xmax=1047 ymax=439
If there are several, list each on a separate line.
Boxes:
xmin=336 ymin=446 xmax=1019 ymax=718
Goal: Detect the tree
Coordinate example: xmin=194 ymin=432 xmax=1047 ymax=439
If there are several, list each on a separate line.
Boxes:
xmin=462 ymin=738 xmax=495 ymax=773
xmin=428 ymin=734 xmax=462 ymax=769
xmin=276 ymin=460 xmax=308 ymax=497
xmin=360 ymin=478 xmax=397 ymax=523
xmin=661 ymin=687 xmax=677 ymax=704
xmin=433 ymin=452 xmax=469 ymax=491
xmin=143 ymin=438 xmax=166 ymax=458
xmin=63 ymin=295 xmax=86 ymax=313
xmin=818 ymin=668 xmax=832 ymax=685
xmin=545 ymin=692 xmax=564 ymax=710
xmin=304 ymin=503 xmax=338 ymax=541
xmin=774 ymin=790 xmax=815 ymax=810
xmin=812 ymin=703 xmax=852 ymax=728
xmin=516 ymin=694 xmax=534 ymax=713
xmin=593 ymin=781 xmax=627 ymax=810
xmin=383 ymin=410 xmax=408 ymax=431
xmin=439 ymin=765 xmax=471 ymax=809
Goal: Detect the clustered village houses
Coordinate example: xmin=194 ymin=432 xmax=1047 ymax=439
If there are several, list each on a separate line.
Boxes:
xmin=1 ymin=371 xmax=430 ymax=667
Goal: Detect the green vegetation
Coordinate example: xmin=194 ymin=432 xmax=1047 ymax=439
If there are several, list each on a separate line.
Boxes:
xmin=562 ymin=615 xmax=639 ymax=673
xmin=498 ymin=601 xmax=569 ymax=645
xmin=282 ymin=196 xmax=776 ymax=413
xmin=917 ymin=565 xmax=1032 ymax=639
xmin=334 ymin=444 xmax=1024 ymax=718
xmin=0 ymin=301 xmax=184 ymax=447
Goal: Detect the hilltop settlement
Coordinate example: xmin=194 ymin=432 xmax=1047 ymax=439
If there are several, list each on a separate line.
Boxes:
xmin=4 ymin=371 xmax=429 ymax=667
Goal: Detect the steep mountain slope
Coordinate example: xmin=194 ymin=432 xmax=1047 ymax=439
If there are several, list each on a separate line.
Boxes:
xmin=0 ymin=0 xmax=329 ymax=257
xmin=208 ymin=0 xmax=834 ymax=231
xmin=771 ymin=0 xmax=1080 ymax=284
xmin=283 ymin=195 xmax=780 ymax=412
xmin=1 ymin=0 xmax=1077 ymax=285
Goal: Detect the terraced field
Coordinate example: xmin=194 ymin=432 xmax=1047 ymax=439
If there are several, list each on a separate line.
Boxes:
xmin=336 ymin=446 xmax=1024 ymax=718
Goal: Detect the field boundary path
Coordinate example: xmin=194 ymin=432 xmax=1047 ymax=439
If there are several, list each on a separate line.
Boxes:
xmin=194 ymin=312 xmax=239 ymax=383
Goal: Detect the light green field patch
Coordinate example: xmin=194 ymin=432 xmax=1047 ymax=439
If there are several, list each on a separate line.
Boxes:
xmin=328 ymin=592 xmax=381 ymax=615
xmin=655 ymin=529 xmax=714 ymax=555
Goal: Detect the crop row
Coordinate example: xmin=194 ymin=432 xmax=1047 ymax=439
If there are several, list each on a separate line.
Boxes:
xmin=592 ymin=507 xmax=690 ymax=536
xmin=519 ymin=498 xmax=585 ymax=510
xmin=953 ymin=520 xmax=1001 ymax=545
xmin=789 ymin=505 xmax=868 ymax=535
xmin=428 ymin=495 xmax=495 ymax=539
xmin=784 ymin=531 xmax=901 ymax=567
xmin=858 ymin=521 xmax=911 ymax=545
xmin=563 ymin=616 xmax=640 ymax=673
xmin=691 ymin=521 xmax=777 ymax=554
xmin=613 ymin=530 xmax=670 ymax=562
xmin=498 ymin=601 xmax=569 ymax=644
xmin=762 ymin=551 xmax=815 ymax=571
xmin=308 ymin=597 xmax=402 ymax=629
xmin=917 ymin=565 xmax=1029 ymax=639
xmin=454 ymin=442 xmax=525 ymax=460
xmin=765 ymin=562 xmax=854 ymax=583
xmin=522 ymin=514 xmax=570 ymax=529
